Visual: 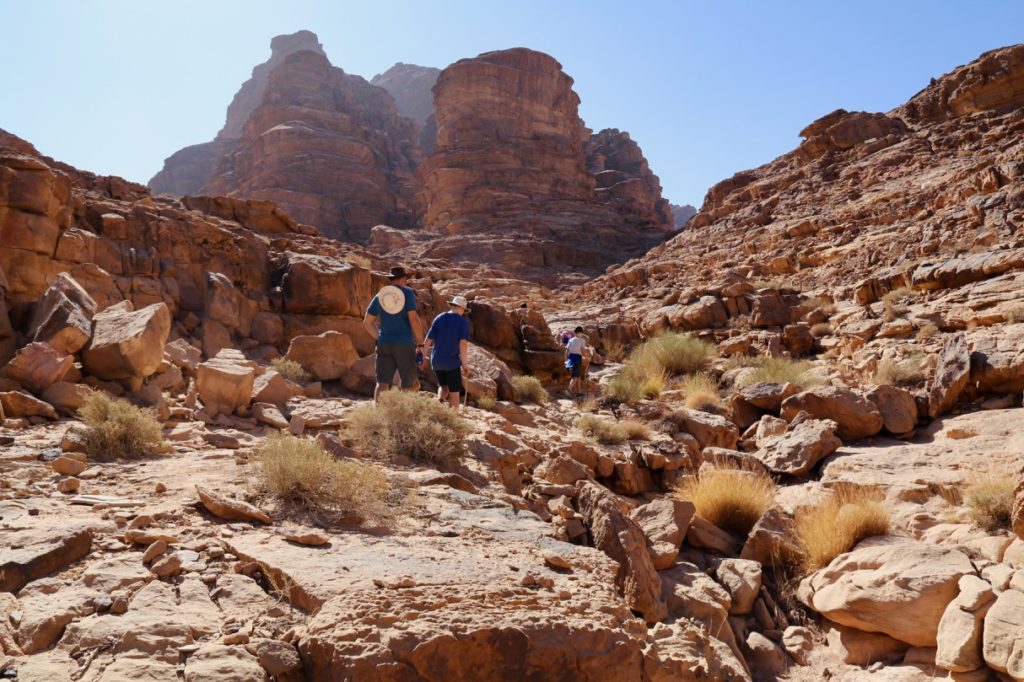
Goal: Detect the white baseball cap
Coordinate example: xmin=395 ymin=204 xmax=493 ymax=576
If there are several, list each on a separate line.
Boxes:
xmin=450 ymin=295 xmax=468 ymax=308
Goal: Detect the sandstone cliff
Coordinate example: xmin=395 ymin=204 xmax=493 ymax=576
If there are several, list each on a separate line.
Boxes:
xmin=415 ymin=48 xmax=671 ymax=278
xmin=585 ymin=127 xmax=673 ymax=231
xmin=370 ymin=62 xmax=441 ymax=126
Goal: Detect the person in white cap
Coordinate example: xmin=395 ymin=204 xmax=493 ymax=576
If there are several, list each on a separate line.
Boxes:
xmin=362 ymin=266 xmax=424 ymax=401
xmin=423 ymin=295 xmax=472 ymax=408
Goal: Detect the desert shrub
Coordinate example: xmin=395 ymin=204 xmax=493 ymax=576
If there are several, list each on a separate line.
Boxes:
xmin=644 ymin=332 xmax=716 ymax=375
xmin=809 ymin=322 xmax=832 ymax=338
xmin=735 ymin=357 xmax=823 ymax=389
xmin=79 ymin=391 xmax=164 ymax=460
xmin=881 ymin=287 xmax=915 ymax=303
xmin=270 ymin=357 xmax=311 ymax=383
xmin=681 ymin=373 xmax=722 ymax=410
xmin=873 ymin=353 xmax=927 ymax=386
xmin=602 ymin=339 xmax=629 ymax=363
xmin=1005 ymin=305 xmax=1024 ymax=324
xmin=347 ymin=391 xmax=469 ymax=463
xmin=577 ymin=414 xmax=651 ymax=444
xmin=511 ymin=375 xmax=548 ymax=404
xmin=965 ymin=474 xmax=1016 ymax=531
xmin=255 ymin=433 xmax=389 ymax=522
xmin=795 ymin=487 xmax=889 ymax=572
xmin=751 ymin=279 xmax=781 ymax=290
xmin=608 ymin=332 xmax=712 ymax=403
xmin=675 ymin=463 xmax=776 ymax=537
xmin=916 ymin=324 xmax=939 ymax=341
xmin=475 ymin=394 xmax=497 ymax=411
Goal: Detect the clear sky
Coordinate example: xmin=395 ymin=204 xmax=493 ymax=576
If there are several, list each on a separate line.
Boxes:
xmin=1 ymin=1 xmax=1021 ymax=207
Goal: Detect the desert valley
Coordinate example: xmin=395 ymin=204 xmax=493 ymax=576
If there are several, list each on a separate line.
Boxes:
xmin=2 ymin=24 xmax=1024 ymax=682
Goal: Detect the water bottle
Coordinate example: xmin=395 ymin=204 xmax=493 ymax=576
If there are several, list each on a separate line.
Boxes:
xmin=416 ymin=348 xmax=424 ymax=367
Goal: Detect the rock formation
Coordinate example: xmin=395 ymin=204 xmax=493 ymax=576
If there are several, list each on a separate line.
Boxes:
xmin=150 ymin=31 xmax=421 ymax=243
xmin=585 ymin=127 xmax=673 ymax=231
xmin=370 ymin=62 xmax=441 ymax=126
xmin=415 ymin=48 xmax=671 ymax=278
xmin=670 ymin=203 xmax=697 ymax=228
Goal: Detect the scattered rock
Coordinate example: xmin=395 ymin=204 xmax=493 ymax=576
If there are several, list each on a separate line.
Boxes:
xmin=752 ymin=418 xmax=841 ymax=476
xmin=51 ymin=456 xmax=87 ymax=476
xmin=0 ymin=526 xmax=92 ymax=592
xmin=4 ymin=342 xmax=73 ymax=394
xmin=81 ymin=301 xmax=172 ymax=380
xmin=715 ymin=559 xmax=763 ymax=615
xmin=197 ymin=486 xmax=272 ymax=525
xmin=197 ymin=349 xmax=256 ymax=417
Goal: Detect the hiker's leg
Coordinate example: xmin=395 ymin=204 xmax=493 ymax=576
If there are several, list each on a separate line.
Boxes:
xmin=394 ymin=345 xmax=418 ymax=392
xmin=448 ymin=369 xmax=463 ymax=409
xmin=375 ymin=346 xmax=398 ymax=402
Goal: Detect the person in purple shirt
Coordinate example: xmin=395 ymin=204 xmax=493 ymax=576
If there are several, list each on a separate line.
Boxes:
xmin=423 ymin=295 xmax=473 ymax=409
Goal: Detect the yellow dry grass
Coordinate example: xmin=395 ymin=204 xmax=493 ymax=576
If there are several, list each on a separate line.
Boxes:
xmin=675 ymin=463 xmax=776 ymax=537
xmin=965 ymin=472 xmax=1016 ymax=532
xmin=795 ymin=487 xmax=890 ymax=572
xmin=347 ymin=391 xmax=469 ymax=463
xmin=79 ymin=391 xmax=164 ymax=460
xmin=576 ymin=414 xmax=652 ymax=444
xmin=511 ymin=375 xmax=548 ymax=404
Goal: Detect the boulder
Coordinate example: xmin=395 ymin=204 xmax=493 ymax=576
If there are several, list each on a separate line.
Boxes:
xmin=184 ymin=643 xmax=266 ymax=682
xmin=865 ymin=384 xmax=918 ymax=434
xmin=0 ymin=390 xmax=58 ymax=419
xmin=741 ymin=507 xmax=802 ymax=567
xmin=730 ymin=382 xmax=800 ymax=430
xmin=27 ymin=272 xmax=97 ymax=354
xmin=935 ymin=574 xmax=996 ymax=673
xmin=165 ymin=338 xmax=202 ymax=374
xmin=41 ymin=382 xmax=92 ymax=415
xmin=196 ymin=487 xmax=272 ymax=525
xmin=780 ymin=386 xmax=883 ymax=440
xmin=715 ymin=559 xmax=762 ymax=615
xmin=798 ymin=537 xmax=975 ymax=646
xmin=575 ymin=480 xmax=667 ymax=623
xmin=534 ymin=455 xmax=591 ymax=485
xmin=3 ymin=342 xmax=72 ymax=394
xmin=825 ymin=621 xmax=909 ymax=665
xmin=752 ymin=418 xmax=841 ymax=476
xmin=982 ymin=589 xmax=1024 ymax=679
xmin=82 ymin=302 xmax=171 ymax=380
xmin=0 ymin=526 xmax=92 ymax=592
xmin=628 ymin=498 xmax=695 ymax=570
xmin=196 ymin=349 xmax=256 ymax=417
xmin=285 ymin=331 xmax=359 ymax=382
xmin=928 ymin=334 xmax=970 ymax=419
xmin=669 ymin=408 xmax=739 ymax=450
xmin=251 ymin=370 xmax=299 ymax=407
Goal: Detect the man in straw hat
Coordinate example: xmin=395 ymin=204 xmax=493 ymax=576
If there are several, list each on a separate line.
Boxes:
xmin=423 ymin=295 xmax=472 ymax=408
xmin=362 ymin=266 xmax=424 ymax=401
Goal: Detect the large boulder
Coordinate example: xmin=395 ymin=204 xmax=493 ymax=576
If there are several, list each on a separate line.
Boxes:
xmin=81 ymin=301 xmax=171 ymax=380
xmin=865 ymin=384 xmax=918 ymax=435
xmin=575 ymin=480 xmax=667 ymax=623
xmin=982 ymin=589 xmax=1024 ymax=679
xmin=3 ymin=342 xmax=73 ymax=394
xmin=285 ymin=331 xmax=359 ymax=382
xmin=928 ymin=334 xmax=970 ymax=418
xmin=780 ymin=386 xmax=883 ymax=440
xmin=196 ymin=349 xmax=256 ymax=417
xmin=798 ymin=537 xmax=975 ymax=647
xmin=1013 ymin=477 xmax=1024 ymax=542
xmin=27 ymin=272 xmax=97 ymax=354
xmin=935 ymin=574 xmax=996 ymax=673
xmin=463 ymin=343 xmax=518 ymax=402
xmin=0 ymin=390 xmax=59 ymax=419
xmin=628 ymin=498 xmax=695 ymax=570
xmin=752 ymin=418 xmax=841 ymax=476
xmin=668 ymin=408 xmax=739 ymax=450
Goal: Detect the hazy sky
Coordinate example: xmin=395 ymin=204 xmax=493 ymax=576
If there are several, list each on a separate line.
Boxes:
xmin=2 ymin=1 xmax=1021 ymax=207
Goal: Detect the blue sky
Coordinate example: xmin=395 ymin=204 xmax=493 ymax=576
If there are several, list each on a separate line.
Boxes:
xmin=1 ymin=1 xmax=1021 ymax=207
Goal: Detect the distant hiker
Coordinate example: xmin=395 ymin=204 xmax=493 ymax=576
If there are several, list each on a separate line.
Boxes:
xmin=362 ymin=266 xmax=424 ymax=401
xmin=559 ymin=329 xmax=572 ymax=346
xmin=565 ymin=326 xmax=588 ymax=397
xmin=424 ymin=295 xmax=472 ymax=408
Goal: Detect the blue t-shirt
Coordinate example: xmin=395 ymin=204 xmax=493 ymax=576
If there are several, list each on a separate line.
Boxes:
xmin=427 ymin=311 xmax=470 ymax=371
xmin=367 ymin=286 xmax=417 ymax=345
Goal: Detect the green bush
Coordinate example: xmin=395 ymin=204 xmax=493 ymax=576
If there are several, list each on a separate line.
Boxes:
xmin=347 ymin=391 xmax=469 ymax=463
xmin=607 ymin=332 xmax=714 ymax=403
xmin=79 ymin=392 xmax=164 ymax=459
xmin=735 ymin=356 xmax=823 ymax=389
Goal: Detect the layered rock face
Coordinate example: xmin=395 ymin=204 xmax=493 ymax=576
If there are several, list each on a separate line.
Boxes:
xmin=415 ymin=48 xmax=670 ymax=277
xmin=150 ymin=31 xmax=421 ymax=243
xmin=585 ymin=127 xmax=673 ymax=231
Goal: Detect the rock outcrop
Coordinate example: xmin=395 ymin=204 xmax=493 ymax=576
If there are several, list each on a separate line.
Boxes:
xmin=370 ymin=62 xmax=441 ymax=126
xmin=415 ymin=48 xmax=670 ymax=278
xmin=151 ymin=31 xmax=421 ymax=243
xmin=585 ymin=128 xmax=673 ymax=232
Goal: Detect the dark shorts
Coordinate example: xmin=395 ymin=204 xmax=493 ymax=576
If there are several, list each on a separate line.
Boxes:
xmin=567 ymin=353 xmax=583 ymax=378
xmin=376 ymin=344 xmax=417 ymax=388
xmin=434 ymin=367 xmax=463 ymax=394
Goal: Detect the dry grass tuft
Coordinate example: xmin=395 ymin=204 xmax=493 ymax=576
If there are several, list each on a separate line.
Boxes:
xmin=965 ymin=473 xmax=1016 ymax=531
xmin=1005 ymin=305 xmax=1024 ymax=324
xmin=809 ymin=322 xmax=832 ymax=338
xmin=735 ymin=356 xmax=823 ymax=389
xmin=675 ymin=463 xmax=776 ymax=537
xmin=79 ymin=391 xmax=164 ymax=460
xmin=475 ymin=394 xmax=497 ymax=411
xmin=347 ymin=391 xmax=469 ymax=463
xmin=916 ymin=324 xmax=939 ymax=341
xmin=608 ymin=332 xmax=713 ymax=403
xmin=271 ymin=357 xmax=311 ymax=383
xmin=576 ymin=414 xmax=651 ymax=444
xmin=873 ymin=353 xmax=927 ymax=386
xmin=602 ymin=339 xmax=629 ymax=363
xmin=511 ymin=375 xmax=548 ymax=404
xmin=795 ymin=487 xmax=890 ymax=572
xmin=680 ymin=373 xmax=722 ymax=411
xmin=255 ymin=433 xmax=390 ymax=523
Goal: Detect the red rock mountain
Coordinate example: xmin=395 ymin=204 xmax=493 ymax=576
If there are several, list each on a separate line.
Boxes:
xmin=414 ymin=49 xmax=672 ymax=278
xmin=150 ymin=32 xmax=422 ymax=243
xmin=150 ymin=36 xmax=674 ymax=281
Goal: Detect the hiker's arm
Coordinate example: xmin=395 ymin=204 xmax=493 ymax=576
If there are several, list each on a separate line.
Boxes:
xmin=460 ymin=339 xmax=471 ymax=375
xmin=362 ymin=312 xmax=379 ymax=341
xmin=408 ymin=311 xmax=424 ymax=345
